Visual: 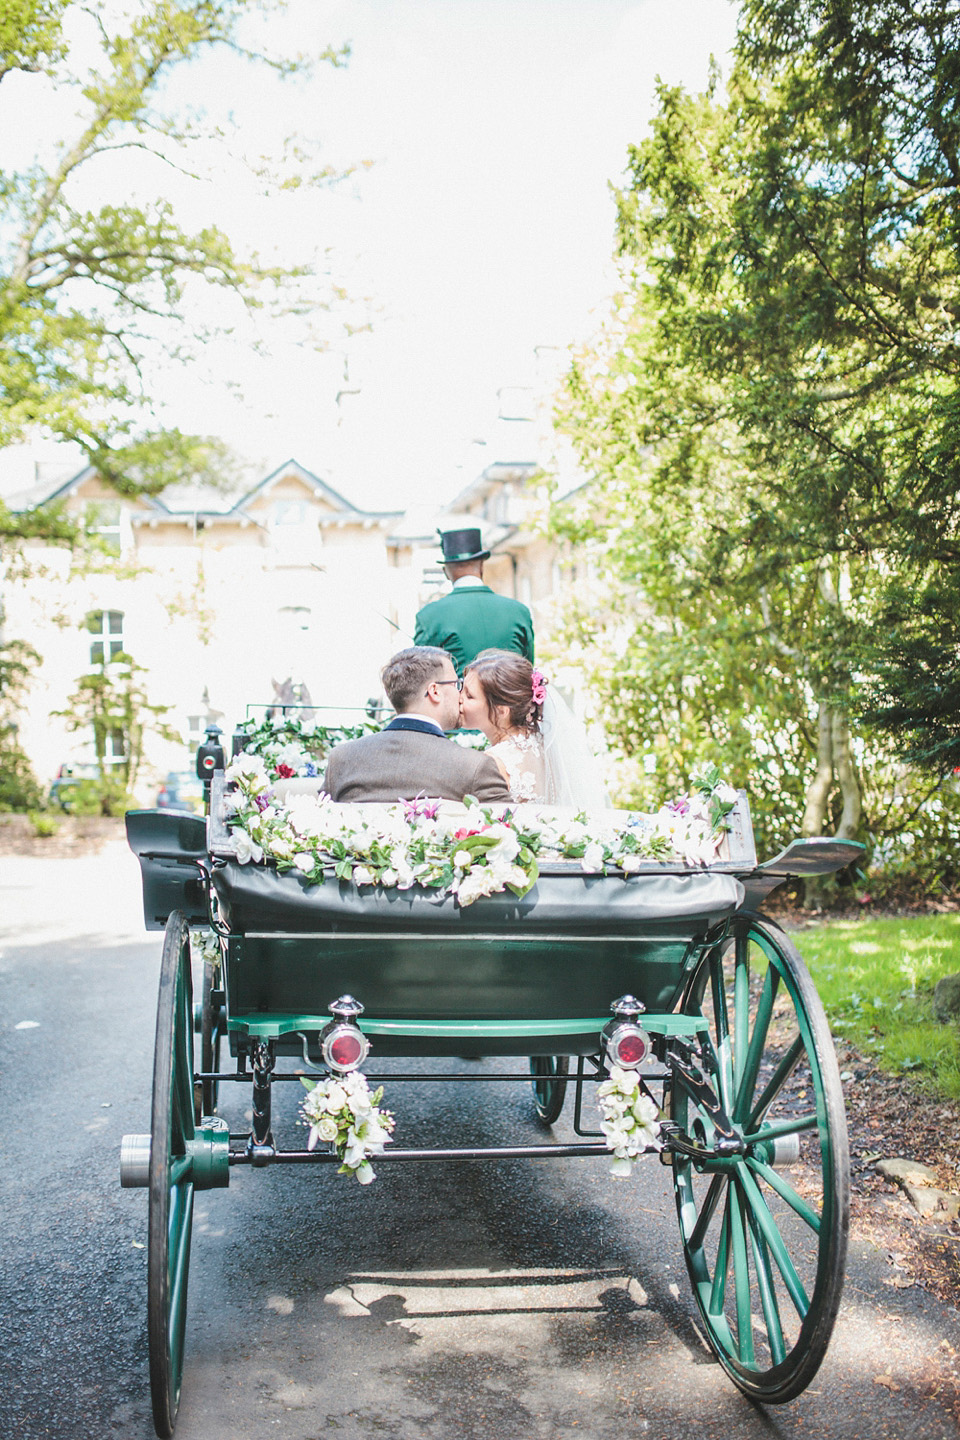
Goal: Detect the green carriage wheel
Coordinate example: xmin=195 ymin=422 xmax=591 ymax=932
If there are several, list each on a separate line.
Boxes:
xmin=199 ymin=949 xmax=223 ymax=1119
xmin=530 ymin=1055 xmax=569 ymax=1125
xmin=671 ymin=915 xmax=849 ymax=1403
xmin=149 ymin=911 xmax=196 ymax=1438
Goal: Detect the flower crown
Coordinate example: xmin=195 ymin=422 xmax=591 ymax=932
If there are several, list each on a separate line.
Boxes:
xmin=530 ymin=669 xmax=548 ymax=706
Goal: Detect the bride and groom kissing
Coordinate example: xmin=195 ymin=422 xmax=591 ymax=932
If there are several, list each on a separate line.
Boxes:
xmin=322 ymin=646 xmax=609 ymax=810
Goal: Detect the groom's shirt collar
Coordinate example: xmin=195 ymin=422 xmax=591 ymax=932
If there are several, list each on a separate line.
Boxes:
xmin=452 ymin=575 xmax=486 ymax=588
xmin=386 ymin=715 xmax=446 ymax=737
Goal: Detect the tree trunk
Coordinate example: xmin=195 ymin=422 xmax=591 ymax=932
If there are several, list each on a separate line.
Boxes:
xmin=801 ymin=702 xmax=834 ymax=837
xmin=831 ymin=710 xmax=862 ymax=840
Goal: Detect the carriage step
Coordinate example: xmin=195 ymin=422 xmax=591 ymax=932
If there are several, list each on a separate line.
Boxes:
xmin=226 ymin=1013 xmax=711 ymax=1040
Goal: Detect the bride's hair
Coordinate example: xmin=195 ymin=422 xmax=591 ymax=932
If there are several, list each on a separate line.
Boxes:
xmin=467 ymin=649 xmax=542 ymax=733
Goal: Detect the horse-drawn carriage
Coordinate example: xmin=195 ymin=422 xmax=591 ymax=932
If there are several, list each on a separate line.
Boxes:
xmin=122 ymin=719 xmax=860 ymax=1436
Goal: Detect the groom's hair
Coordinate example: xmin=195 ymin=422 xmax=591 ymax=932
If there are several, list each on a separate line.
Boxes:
xmin=381 ymin=646 xmax=451 ymax=712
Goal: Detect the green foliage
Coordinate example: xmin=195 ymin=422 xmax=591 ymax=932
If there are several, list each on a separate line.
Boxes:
xmin=0 ymin=637 xmax=42 ymax=809
xmin=0 ymin=726 xmax=42 ymax=809
xmin=235 ymin=714 xmax=380 ymax=770
xmin=0 ymin=0 xmax=351 ymax=540
xmin=551 ymin=0 xmax=960 ymax=882
xmin=53 ymin=647 xmax=180 ymax=794
xmin=801 ymin=913 xmax=960 ymax=1100
xmin=61 ymin=775 xmax=135 ymax=818
xmin=0 ymin=1 xmax=67 ymax=80
xmin=857 ymin=575 xmax=960 ymax=774
xmin=27 ymin=808 xmax=59 ymax=837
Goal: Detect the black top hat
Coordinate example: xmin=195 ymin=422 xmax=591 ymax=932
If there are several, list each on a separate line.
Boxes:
xmin=438 ymin=527 xmax=490 ymax=563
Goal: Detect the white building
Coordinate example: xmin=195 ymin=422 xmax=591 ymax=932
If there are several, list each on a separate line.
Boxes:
xmin=3 ymin=455 xmax=572 ymax=798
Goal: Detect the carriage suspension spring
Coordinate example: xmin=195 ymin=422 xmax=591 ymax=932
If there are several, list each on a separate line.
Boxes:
xmin=247 ymin=1039 xmax=276 ymax=1164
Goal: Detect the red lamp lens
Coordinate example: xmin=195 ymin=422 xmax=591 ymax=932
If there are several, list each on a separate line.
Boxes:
xmin=613 ymin=1030 xmax=648 ymax=1067
xmin=329 ymin=1030 xmax=364 ymax=1069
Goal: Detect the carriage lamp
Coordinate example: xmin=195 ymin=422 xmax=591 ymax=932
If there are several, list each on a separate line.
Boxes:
xmin=603 ymin=994 xmax=651 ymax=1071
xmin=320 ymin=994 xmax=370 ymax=1074
xmin=196 ymin=724 xmax=225 ymax=781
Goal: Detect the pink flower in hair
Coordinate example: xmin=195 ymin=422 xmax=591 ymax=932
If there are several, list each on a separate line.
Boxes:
xmin=530 ymin=669 xmax=548 ymax=706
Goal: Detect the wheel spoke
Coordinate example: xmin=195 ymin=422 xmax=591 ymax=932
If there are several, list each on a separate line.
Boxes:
xmin=733 ymin=931 xmax=750 ymax=1096
xmin=745 ymin=1157 xmax=821 ymax=1234
xmin=728 ymin=1180 xmax=755 ymax=1365
xmin=170 ymin=1154 xmax=192 ymax=1188
xmin=746 ymin=1112 xmax=818 ymax=1145
xmin=746 ymin=1206 xmax=787 ymax=1366
xmin=707 ymin=1190 xmax=733 ymax=1316
xmin=733 ymin=965 xmax=779 ymax=1124
xmin=167 ymin=1184 xmax=194 ymax=1382
xmin=736 ymin=1162 xmax=810 ymax=1320
xmin=689 ymin=1172 xmax=726 ymax=1254
xmin=747 ymin=1032 xmax=804 ymax=1129
xmin=710 ymin=952 xmax=735 ymax=1113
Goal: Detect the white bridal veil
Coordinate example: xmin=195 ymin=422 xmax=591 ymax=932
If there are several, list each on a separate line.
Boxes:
xmin=541 ymin=688 xmax=611 ymax=811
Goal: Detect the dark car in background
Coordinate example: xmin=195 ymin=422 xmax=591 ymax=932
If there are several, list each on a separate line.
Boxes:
xmin=49 ymin=761 xmax=102 ymax=812
xmin=156 ymin=771 xmax=204 ymax=813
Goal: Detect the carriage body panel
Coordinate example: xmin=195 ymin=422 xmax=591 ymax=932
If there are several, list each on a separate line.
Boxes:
xmin=212 ymin=860 xmax=744 ymax=1055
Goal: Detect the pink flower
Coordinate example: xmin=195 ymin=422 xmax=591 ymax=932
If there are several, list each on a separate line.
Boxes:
xmin=402 ymin=792 xmax=440 ymax=821
xmin=531 ymin=669 xmax=548 ymax=705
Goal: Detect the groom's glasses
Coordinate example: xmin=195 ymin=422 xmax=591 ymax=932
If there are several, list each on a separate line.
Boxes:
xmin=430 ymin=679 xmax=463 ymax=693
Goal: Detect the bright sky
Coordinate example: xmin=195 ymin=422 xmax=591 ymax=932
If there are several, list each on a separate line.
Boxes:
xmin=1 ymin=0 xmax=740 ymax=512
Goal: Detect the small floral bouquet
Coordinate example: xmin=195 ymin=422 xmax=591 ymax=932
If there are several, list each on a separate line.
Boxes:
xmin=597 ymin=1066 xmax=662 ymax=1177
xmin=300 ymin=1071 xmax=395 ymax=1185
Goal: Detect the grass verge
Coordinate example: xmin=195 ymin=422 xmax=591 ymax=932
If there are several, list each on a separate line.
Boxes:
xmin=792 ymin=912 xmax=960 ymax=1100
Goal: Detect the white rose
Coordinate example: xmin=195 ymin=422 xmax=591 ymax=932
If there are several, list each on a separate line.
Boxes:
xmin=293 ymin=852 xmax=315 ymax=873
xmin=233 ymin=829 xmax=263 ymax=865
xmin=453 ymin=849 xmax=472 ymax=870
xmin=581 ymin=842 xmax=605 ymax=873
xmin=353 ymin=865 xmax=375 ymax=886
xmin=325 ymin=1083 xmax=347 ymax=1112
xmin=316 ymin=1115 xmax=339 ymax=1143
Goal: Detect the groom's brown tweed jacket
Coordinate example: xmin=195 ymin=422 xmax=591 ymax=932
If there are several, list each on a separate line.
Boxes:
xmin=322 ymin=718 xmax=509 ymax=804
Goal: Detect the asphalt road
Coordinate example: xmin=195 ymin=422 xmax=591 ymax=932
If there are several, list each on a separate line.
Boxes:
xmin=1 ymin=841 xmax=957 ymax=1440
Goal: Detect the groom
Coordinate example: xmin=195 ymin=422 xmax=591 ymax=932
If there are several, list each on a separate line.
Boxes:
xmin=322 ymin=647 xmax=510 ymax=803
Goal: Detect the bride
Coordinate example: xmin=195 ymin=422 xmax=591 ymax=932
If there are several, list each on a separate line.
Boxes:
xmin=459 ymin=649 xmax=610 ymax=809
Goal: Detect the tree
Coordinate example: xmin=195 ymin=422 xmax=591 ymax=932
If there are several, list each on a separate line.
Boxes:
xmin=552 ymin=0 xmax=960 ymax=873
xmin=54 ymin=647 xmax=180 ymax=812
xmin=0 ymin=634 xmax=42 ymax=808
xmin=0 ymin=0 xmax=350 ymax=542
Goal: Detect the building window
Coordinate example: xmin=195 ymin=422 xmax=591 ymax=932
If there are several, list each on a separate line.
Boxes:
xmin=86 ymin=610 xmax=124 ymax=666
xmin=278 ymin=605 xmax=311 ymax=633
xmin=104 ymin=729 xmax=126 ymax=766
xmin=272 ymin=500 xmax=306 ymax=528
xmin=85 ymin=501 xmax=122 ymax=555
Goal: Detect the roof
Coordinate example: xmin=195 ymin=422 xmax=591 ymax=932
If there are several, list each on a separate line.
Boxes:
xmin=7 ymin=456 xmax=401 ymax=527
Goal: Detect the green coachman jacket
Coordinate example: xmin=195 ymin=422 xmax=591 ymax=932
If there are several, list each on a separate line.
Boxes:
xmin=413 ymin=585 xmax=535 ymax=675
